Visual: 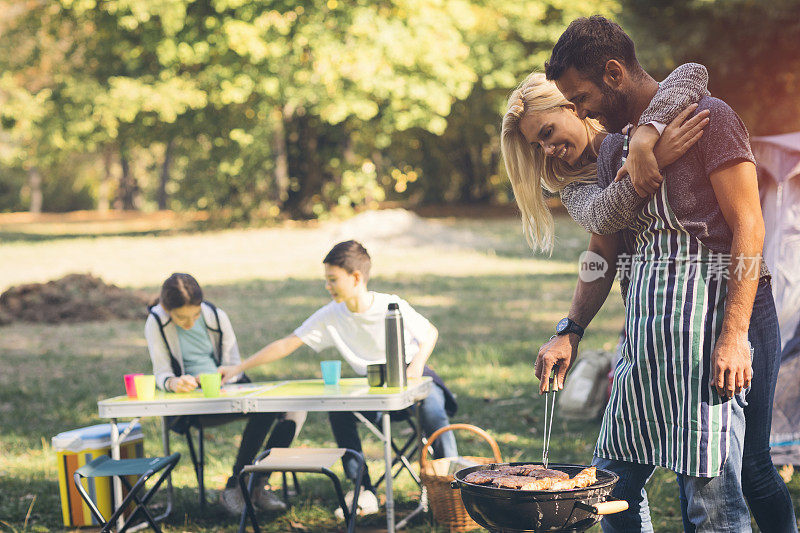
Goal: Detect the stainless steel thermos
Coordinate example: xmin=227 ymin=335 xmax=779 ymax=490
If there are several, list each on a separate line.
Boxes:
xmin=385 ymin=303 xmax=407 ymax=388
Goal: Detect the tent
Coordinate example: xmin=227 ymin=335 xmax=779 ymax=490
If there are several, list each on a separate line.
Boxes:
xmin=752 ymin=132 xmax=800 ymax=466
xmin=753 ymin=131 xmax=800 ymax=347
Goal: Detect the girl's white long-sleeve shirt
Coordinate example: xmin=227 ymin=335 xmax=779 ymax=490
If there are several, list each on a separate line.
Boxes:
xmin=145 ymin=302 xmax=243 ymax=390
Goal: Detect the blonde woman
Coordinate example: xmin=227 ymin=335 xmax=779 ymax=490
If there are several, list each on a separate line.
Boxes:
xmin=505 ymin=63 xmax=761 ymax=532
xmin=501 ymin=64 xmax=710 ymax=253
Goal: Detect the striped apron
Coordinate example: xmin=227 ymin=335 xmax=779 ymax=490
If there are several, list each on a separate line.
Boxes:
xmin=595 ymin=184 xmax=732 ymax=478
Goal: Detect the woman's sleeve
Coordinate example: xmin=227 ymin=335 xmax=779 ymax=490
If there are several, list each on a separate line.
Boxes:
xmin=560 ymin=179 xmax=646 ymax=235
xmin=145 ymin=315 xmax=177 ymax=390
xmin=638 ymin=63 xmax=710 ymax=126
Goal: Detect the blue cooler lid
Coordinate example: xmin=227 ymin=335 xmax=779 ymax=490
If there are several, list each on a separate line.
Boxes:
xmin=51 ymin=422 xmax=143 ymax=453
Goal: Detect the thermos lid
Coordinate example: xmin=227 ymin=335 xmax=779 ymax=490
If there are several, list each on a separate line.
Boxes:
xmin=388 ymin=303 xmax=399 ymax=310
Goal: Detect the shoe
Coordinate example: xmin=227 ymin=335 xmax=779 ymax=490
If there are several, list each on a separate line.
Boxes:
xmin=219 ymin=487 xmax=245 ymax=516
xmin=253 ymin=488 xmax=288 ymax=512
xmin=334 ymin=489 xmax=379 ymax=520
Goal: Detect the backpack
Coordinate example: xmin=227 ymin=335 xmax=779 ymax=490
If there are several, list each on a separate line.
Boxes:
xmin=557 ymin=350 xmax=613 ymax=420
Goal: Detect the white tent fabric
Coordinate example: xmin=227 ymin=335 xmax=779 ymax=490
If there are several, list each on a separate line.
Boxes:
xmin=752 ymin=132 xmax=800 ymax=349
xmin=753 ymin=131 xmax=800 ymax=465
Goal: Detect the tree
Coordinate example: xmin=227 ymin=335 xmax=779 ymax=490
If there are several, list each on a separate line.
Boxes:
xmin=383 ymin=0 xmax=618 ymax=205
xmin=0 ymin=0 xmax=622 ymax=216
xmin=621 ymin=0 xmax=800 ymax=136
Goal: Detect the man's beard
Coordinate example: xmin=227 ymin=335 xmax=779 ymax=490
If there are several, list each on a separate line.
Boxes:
xmin=599 ymin=84 xmax=631 ymax=134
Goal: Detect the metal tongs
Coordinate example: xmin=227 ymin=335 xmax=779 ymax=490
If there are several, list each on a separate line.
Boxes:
xmin=542 ymin=369 xmax=557 ymax=469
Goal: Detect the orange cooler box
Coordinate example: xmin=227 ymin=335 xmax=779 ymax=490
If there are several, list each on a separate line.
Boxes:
xmin=52 ymin=423 xmax=144 ymax=527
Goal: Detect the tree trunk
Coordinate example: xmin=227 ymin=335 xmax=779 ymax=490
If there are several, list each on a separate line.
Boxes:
xmin=457 ymin=145 xmax=477 ymax=202
xmin=302 ymin=122 xmax=322 ymax=217
xmin=469 ymin=143 xmax=490 ymax=202
xmin=158 ymin=139 xmax=173 ymax=210
xmin=343 ymin=133 xmax=357 ymax=166
xmin=273 ymin=109 xmax=289 ymax=204
xmin=371 ymin=150 xmax=385 ymax=174
xmin=116 ymin=147 xmax=138 ymax=210
xmin=28 ymin=167 xmax=42 ymax=214
xmin=98 ymin=148 xmax=113 ymax=212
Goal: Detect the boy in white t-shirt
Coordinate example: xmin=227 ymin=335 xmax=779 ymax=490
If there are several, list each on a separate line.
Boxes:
xmin=220 ymin=240 xmax=457 ymax=516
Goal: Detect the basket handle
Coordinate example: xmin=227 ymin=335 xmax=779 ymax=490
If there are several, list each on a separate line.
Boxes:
xmin=420 ymin=423 xmax=502 ymax=469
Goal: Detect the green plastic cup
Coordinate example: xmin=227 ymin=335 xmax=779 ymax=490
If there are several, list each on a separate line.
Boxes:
xmin=199 ymin=373 xmax=222 ymax=398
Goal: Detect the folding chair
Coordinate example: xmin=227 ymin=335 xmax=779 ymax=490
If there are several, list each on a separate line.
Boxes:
xmin=354 ymin=406 xmax=430 ymax=489
xmin=172 ymin=416 xmax=301 ymax=507
xmin=72 ymin=453 xmax=180 ymax=533
xmin=353 ymin=404 xmax=436 ymax=529
xmin=237 ymin=448 xmax=366 ymax=533
xmin=371 ymin=413 xmax=426 ymax=488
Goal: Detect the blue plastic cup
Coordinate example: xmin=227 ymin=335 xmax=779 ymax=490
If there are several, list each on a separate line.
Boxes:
xmin=320 ymin=360 xmax=342 ymax=385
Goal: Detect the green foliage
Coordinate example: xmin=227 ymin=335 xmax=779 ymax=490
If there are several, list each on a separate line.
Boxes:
xmin=4 ymin=0 xmax=796 ymax=215
xmin=2 ymin=0 xmax=615 ymax=216
xmin=39 ymin=166 xmax=96 ymax=213
xmin=0 ymin=167 xmax=26 ymax=212
xmin=320 ymin=161 xmax=385 ymax=217
xmin=621 ymin=0 xmax=800 ymax=136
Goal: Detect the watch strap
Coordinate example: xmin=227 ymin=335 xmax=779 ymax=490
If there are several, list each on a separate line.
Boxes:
xmin=557 ymin=318 xmax=584 ymax=338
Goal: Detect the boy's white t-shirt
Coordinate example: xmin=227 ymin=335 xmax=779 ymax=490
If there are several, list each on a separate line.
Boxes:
xmin=293 ymin=292 xmax=435 ymax=376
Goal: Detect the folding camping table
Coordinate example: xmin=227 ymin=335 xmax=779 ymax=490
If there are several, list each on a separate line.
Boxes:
xmin=98 ymin=377 xmax=433 ymax=532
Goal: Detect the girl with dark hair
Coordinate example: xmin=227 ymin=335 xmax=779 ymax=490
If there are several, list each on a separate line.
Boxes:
xmin=145 ymin=273 xmax=305 ymax=516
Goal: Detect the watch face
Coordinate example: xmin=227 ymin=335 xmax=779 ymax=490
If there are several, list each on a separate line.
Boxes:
xmin=556 ymin=318 xmax=570 ymax=333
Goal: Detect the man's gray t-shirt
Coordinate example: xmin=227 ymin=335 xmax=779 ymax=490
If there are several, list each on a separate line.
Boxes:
xmin=597 ymin=95 xmax=768 ymax=280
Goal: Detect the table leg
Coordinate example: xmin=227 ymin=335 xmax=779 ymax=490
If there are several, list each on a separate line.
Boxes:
xmin=417 ymin=400 xmax=428 ymax=514
xmin=198 ymin=424 xmax=206 ymax=509
xmin=383 ymin=412 xmax=395 ymax=533
xmin=110 ymin=418 xmax=124 ymax=531
xmin=161 ymin=417 xmax=173 ymax=518
xmin=395 ymin=401 xmax=426 ymax=530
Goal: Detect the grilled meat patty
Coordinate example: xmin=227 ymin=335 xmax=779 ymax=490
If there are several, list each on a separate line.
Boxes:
xmin=516 ymin=464 xmax=546 ymax=476
xmin=465 ymin=464 xmax=598 ymax=491
xmin=464 ymin=469 xmax=505 ymax=485
xmin=494 ymin=475 xmax=549 ymax=489
xmin=528 ymin=467 xmax=570 ymax=480
xmin=494 ymin=465 xmax=527 ymax=476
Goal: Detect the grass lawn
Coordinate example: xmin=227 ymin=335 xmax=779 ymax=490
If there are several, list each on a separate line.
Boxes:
xmin=1 ymin=212 xmax=797 ymax=532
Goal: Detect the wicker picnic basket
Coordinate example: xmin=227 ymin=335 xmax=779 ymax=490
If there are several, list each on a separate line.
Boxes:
xmin=420 ymin=423 xmax=502 ymax=532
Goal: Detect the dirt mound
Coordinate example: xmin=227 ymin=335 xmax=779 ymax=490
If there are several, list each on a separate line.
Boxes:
xmin=0 ymin=274 xmax=150 ymax=325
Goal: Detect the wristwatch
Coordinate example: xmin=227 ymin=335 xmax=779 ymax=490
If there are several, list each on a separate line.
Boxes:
xmin=556 ymin=318 xmax=585 ymax=339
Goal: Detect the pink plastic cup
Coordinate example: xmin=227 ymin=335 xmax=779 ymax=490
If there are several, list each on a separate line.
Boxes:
xmin=124 ymin=373 xmax=144 ymax=398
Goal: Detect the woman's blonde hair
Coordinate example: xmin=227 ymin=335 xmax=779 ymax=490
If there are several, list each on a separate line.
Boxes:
xmin=501 ymin=72 xmax=603 ymax=253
